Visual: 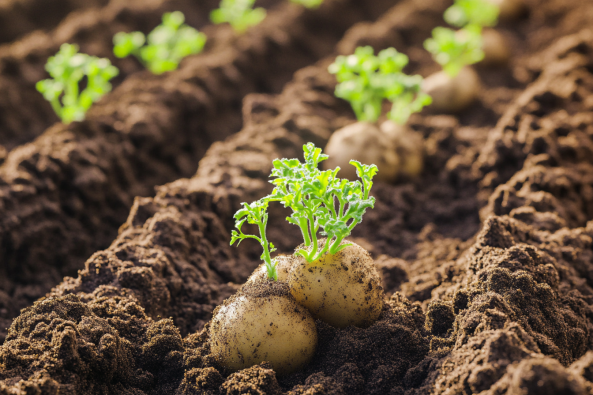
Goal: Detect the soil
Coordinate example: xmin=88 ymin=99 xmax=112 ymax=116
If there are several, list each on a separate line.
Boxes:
xmin=2 ymin=0 xmax=593 ymax=393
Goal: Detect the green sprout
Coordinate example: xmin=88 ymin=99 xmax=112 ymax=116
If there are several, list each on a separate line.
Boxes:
xmin=113 ymin=11 xmax=206 ymax=74
xmin=210 ymin=0 xmax=266 ymax=34
xmin=328 ymin=46 xmax=432 ymax=125
xmin=231 ymin=200 xmax=278 ymax=280
xmin=424 ymin=0 xmax=499 ymax=78
xmin=444 ymin=0 xmax=499 ymax=28
xmin=290 ymin=0 xmax=324 ymax=8
xmin=36 ymin=43 xmax=119 ymax=124
xmin=424 ymin=25 xmax=484 ymax=78
xmin=269 ymin=143 xmax=377 ymax=263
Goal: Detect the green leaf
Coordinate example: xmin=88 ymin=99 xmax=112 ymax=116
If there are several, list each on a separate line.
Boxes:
xmin=444 ymin=0 xmax=499 ymax=28
xmin=424 ymin=25 xmax=484 ymax=78
xmin=210 ymin=0 xmax=266 ymax=33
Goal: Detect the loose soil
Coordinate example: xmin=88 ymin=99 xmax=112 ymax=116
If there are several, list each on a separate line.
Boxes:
xmin=2 ymin=0 xmax=593 ymax=393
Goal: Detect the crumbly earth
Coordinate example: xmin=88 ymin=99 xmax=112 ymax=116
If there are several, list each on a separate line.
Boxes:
xmin=2 ymin=0 xmax=593 ymax=393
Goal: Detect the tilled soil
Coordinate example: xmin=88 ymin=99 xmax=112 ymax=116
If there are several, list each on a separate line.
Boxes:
xmin=3 ymin=0 xmax=593 ymax=393
xmin=0 ymin=0 xmax=395 ymax=343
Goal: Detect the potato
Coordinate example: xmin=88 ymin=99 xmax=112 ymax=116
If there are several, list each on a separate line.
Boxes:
xmin=323 ymin=122 xmax=399 ymax=182
xmin=210 ymin=279 xmax=317 ymax=376
xmin=246 ymin=255 xmax=294 ymax=284
xmin=287 ymin=240 xmax=384 ymax=328
xmin=380 ymin=120 xmax=424 ymax=178
xmin=481 ymin=28 xmax=510 ymax=67
xmin=422 ymin=66 xmax=481 ymax=113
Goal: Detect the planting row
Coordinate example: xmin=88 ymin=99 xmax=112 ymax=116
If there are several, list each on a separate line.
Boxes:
xmin=2 ymin=2 xmax=593 ymax=393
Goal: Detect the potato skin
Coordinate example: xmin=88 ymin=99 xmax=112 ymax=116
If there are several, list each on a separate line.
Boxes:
xmin=323 ymin=122 xmax=399 ymax=182
xmin=246 ymin=255 xmax=294 ymax=284
xmin=423 ymin=67 xmax=481 ymax=113
xmin=481 ymin=28 xmax=510 ymax=67
xmin=288 ymin=240 xmax=384 ymax=328
xmin=210 ymin=280 xmax=317 ymax=376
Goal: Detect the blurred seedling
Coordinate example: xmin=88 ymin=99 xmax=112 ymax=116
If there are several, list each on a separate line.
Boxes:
xmin=424 ymin=0 xmax=500 ymax=77
xmin=113 ymin=11 xmax=206 ymax=74
xmin=210 ymin=0 xmax=266 ymax=34
xmin=36 ymin=43 xmax=119 ymax=124
xmin=328 ymin=46 xmax=432 ymax=125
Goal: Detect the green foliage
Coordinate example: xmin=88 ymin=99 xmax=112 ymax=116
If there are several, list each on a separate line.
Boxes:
xmin=424 ymin=25 xmax=484 ymax=78
xmin=444 ymin=0 xmax=499 ymax=28
xmin=36 ymin=43 xmax=118 ymax=124
xmin=290 ymin=0 xmax=324 ymax=8
xmin=113 ymin=11 xmax=206 ymax=74
xmin=425 ymin=0 xmax=499 ymax=78
xmin=268 ymin=143 xmax=378 ymax=263
xmin=210 ymin=0 xmax=266 ymax=33
xmin=231 ymin=200 xmax=278 ymax=280
xmin=328 ymin=46 xmax=432 ymax=125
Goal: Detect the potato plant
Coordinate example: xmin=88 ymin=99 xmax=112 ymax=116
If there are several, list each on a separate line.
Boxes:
xmin=36 ymin=43 xmax=119 ymax=124
xmin=113 ymin=11 xmax=206 ymax=74
xmin=423 ymin=0 xmax=505 ymax=112
xmin=210 ymin=0 xmax=266 ymax=33
xmin=326 ymin=46 xmax=430 ymax=182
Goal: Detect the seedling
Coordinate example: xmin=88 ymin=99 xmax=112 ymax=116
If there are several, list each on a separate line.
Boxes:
xmin=231 ymin=200 xmax=278 ymax=280
xmin=268 ymin=143 xmax=377 ymax=262
xmin=36 ymin=43 xmax=119 ymax=124
xmin=290 ymin=0 xmax=324 ymax=8
xmin=328 ymin=46 xmax=431 ymax=125
xmin=210 ymin=0 xmax=266 ymax=34
xmin=424 ymin=25 xmax=484 ymax=78
xmin=444 ymin=0 xmax=499 ymax=28
xmin=424 ymin=0 xmax=499 ymax=78
xmin=113 ymin=11 xmax=206 ymax=74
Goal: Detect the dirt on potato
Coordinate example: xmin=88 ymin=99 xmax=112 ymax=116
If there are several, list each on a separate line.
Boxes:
xmin=3 ymin=0 xmax=593 ymax=393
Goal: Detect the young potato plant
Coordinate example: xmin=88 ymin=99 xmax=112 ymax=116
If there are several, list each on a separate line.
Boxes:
xmin=36 ymin=43 xmax=119 ymax=124
xmin=423 ymin=0 xmax=503 ymax=112
xmin=113 ymin=11 xmax=206 ymax=74
xmin=212 ymin=171 xmax=318 ymax=375
xmin=269 ymin=143 xmax=385 ymax=328
xmin=210 ymin=0 xmax=266 ymax=34
xmin=325 ymin=46 xmax=430 ymax=182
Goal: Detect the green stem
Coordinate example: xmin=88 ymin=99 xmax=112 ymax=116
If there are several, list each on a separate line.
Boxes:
xmin=258 ymin=217 xmax=276 ymax=280
xmin=299 ymin=217 xmax=311 ymax=247
xmin=307 ymin=210 xmax=317 ymax=262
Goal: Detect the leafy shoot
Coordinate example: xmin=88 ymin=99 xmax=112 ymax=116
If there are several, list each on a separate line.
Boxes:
xmin=444 ymin=0 xmax=499 ymax=28
xmin=210 ymin=0 xmax=266 ymax=34
xmin=113 ymin=11 xmax=206 ymax=74
xmin=290 ymin=0 xmax=324 ymax=8
xmin=424 ymin=25 xmax=484 ymax=78
xmin=268 ymin=143 xmax=378 ymax=263
xmin=328 ymin=46 xmax=432 ymax=125
xmin=231 ymin=200 xmax=278 ymax=280
xmin=36 ymin=43 xmax=119 ymax=124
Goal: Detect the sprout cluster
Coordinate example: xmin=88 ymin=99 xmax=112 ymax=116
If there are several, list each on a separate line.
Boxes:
xmin=328 ymin=46 xmax=431 ymax=125
xmin=36 ymin=43 xmax=118 ymax=124
xmin=210 ymin=0 xmax=266 ymax=33
xmin=230 ymin=143 xmax=378 ymax=279
xmin=113 ymin=11 xmax=206 ymax=74
xmin=424 ymin=0 xmax=500 ymax=77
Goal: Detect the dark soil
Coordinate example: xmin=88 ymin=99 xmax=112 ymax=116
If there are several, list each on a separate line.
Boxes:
xmin=0 ymin=0 xmax=395 ymax=345
xmin=3 ymin=0 xmax=593 ymax=393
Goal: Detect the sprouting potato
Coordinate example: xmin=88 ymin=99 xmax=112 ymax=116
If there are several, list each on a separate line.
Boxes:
xmin=247 ymin=255 xmax=294 ymax=284
xmin=210 ymin=279 xmax=317 ymax=376
xmin=481 ymin=28 xmax=510 ymax=67
xmin=423 ymin=66 xmax=481 ymax=113
xmin=323 ymin=122 xmax=399 ymax=182
xmin=287 ymin=240 xmax=384 ymax=328
xmin=380 ymin=120 xmax=424 ymax=178
xmin=323 ymin=121 xmax=424 ymax=182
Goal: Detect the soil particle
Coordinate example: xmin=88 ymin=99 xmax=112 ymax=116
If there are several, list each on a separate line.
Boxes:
xmin=220 ymin=362 xmax=282 ymax=395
